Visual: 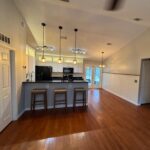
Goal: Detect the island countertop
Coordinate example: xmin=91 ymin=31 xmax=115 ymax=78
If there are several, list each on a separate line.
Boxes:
xmin=22 ymin=80 xmax=88 ymax=84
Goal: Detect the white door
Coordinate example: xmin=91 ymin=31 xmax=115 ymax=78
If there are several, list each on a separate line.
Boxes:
xmin=85 ymin=65 xmax=101 ymax=88
xmin=0 ymin=48 xmax=12 ymax=132
xmin=93 ymin=67 xmax=101 ymax=88
xmin=85 ymin=66 xmax=93 ymax=88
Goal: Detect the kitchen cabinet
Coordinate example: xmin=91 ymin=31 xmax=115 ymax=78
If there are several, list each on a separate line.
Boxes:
xmin=74 ymin=63 xmax=83 ymax=73
xmin=78 ymin=63 xmax=83 ymax=73
xmin=36 ymin=55 xmax=83 ymax=73
xmin=53 ymin=62 xmax=63 ymax=72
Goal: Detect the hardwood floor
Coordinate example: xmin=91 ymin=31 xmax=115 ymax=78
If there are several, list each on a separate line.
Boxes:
xmin=1 ymin=89 xmax=150 ymax=150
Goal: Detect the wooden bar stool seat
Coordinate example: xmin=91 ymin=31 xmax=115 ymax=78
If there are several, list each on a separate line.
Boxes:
xmin=73 ymin=88 xmax=87 ymax=109
xmin=54 ymin=88 xmax=67 ymax=109
xmin=31 ymin=88 xmax=47 ymax=111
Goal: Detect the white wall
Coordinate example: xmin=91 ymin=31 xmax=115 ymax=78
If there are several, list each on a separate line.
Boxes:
xmin=26 ymin=45 xmax=35 ymax=81
xmin=103 ymin=73 xmax=140 ymax=105
xmin=104 ymin=28 xmax=150 ymax=75
xmin=0 ymin=0 xmax=27 ymax=119
xmin=103 ymin=27 xmax=150 ymax=105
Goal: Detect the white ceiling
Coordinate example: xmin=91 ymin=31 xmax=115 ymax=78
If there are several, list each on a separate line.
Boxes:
xmin=14 ymin=0 xmax=150 ymax=61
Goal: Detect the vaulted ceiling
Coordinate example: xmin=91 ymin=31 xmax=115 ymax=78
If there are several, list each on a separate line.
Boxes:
xmin=14 ymin=0 xmax=150 ymax=61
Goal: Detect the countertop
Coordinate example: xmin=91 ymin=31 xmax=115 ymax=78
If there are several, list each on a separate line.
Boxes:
xmin=23 ymin=80 xmax=88 ymax=84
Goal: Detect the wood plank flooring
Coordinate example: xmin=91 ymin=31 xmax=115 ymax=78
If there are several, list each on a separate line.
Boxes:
xmin=1 ymin=89 xmax=150 ymax=150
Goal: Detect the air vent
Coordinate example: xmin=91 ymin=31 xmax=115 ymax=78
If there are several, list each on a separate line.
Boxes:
xmin=60 ymin=0 xmax=70 ymax=3
xmin=0 ymin=33 xmax=11 ymax=44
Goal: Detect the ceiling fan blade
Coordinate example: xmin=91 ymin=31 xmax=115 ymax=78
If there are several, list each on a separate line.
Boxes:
xmin=106 ymin=0 xmax=124 ymax=11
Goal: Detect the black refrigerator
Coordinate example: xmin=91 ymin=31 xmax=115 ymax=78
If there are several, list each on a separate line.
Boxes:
xmin=35 ymin=66 xmax=52 ymax=81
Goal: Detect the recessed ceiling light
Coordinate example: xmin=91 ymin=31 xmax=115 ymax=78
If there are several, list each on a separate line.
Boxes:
xmin=133 ymin=18 xmax=142 ymax=21
xmin=107 ymin=43 xmax=112 ymax=46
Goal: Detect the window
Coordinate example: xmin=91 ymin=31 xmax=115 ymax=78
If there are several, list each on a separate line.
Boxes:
xmin=94 ymin=67 xmax=101 ymax=85
xmin=85 ymin=67 xmax=92 ymax=83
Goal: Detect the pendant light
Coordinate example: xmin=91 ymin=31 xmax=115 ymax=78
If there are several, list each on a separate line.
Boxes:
xmin=41 ymin=23 xmax=46 ymax=63
xmin=73 ymin=28 xmax=78 ymax=64
xmin=99 ymin=51 xmax=105 ymax=68
xmin=58 ymin=26 xmax=63 ymax=64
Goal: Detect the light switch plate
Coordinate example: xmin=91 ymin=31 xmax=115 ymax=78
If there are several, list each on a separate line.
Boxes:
xmin=134 ymin=80 xmax=138 ymax=83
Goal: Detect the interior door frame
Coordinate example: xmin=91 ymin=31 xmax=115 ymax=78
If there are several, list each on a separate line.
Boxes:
xmin=0 ymin=45 xmax=13 ymax=131
xmin=138 ymin=58 xmax=150 ymax=105
xmin=10 ymin=50 xmax=17 ymax=120
xmin=0 ymin=44 xmax=17 ymax=121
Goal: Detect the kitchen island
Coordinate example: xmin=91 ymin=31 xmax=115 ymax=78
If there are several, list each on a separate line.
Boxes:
xmin=22 ymin=80 xmax=88 ymax=110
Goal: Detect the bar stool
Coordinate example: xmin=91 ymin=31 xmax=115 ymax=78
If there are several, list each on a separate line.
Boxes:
xmin=31 ymin=88 xmax=47 ymax=111
xmin=54 ymin=88 xmax=67 ymax=109
xmin=73 ymin=88 xmax=87 ymax=109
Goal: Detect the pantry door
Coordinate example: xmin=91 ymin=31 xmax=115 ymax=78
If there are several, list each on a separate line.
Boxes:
xmin=0 ymin=47 xmax=12 ymax=132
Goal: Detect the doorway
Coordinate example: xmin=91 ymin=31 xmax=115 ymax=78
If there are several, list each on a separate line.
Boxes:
xmin=139 ymin=59 xmax=150 ymax=105
xmin=85 ymin=65 xmax=101 ymax=88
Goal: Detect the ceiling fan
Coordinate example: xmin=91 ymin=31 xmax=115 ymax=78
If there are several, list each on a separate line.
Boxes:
xmin=106 ymin=0 xmax=124 ymax=11
xmin=60 ymin=0 xmax=124 ymax=11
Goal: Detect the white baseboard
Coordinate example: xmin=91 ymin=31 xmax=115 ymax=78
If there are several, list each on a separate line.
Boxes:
xmin=15 ymin=110 xmax=25 ymax=120
xmin=103 ymin=88 xmax=140 ymax=106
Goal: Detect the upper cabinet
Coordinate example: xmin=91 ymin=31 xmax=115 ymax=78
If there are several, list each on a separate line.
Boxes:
xmin=36 ymin=55 xmax=83 ymax=73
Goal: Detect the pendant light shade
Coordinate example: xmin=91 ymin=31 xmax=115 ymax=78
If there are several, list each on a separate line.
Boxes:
xmin=41 ymin=22 xmax=46 ymax=62
xmin=58 ymin=58 xmax=62 ymax=64
xmin=58 ymin=26 xmax=63 ymax=63
xmin=73 ymin=59 xmax=77 ymax=64
xmin=99 ymin=51 xmax=105 ymax=68
xmin=41 ymin=55 xmax=45 ymax=62
xmin=73 ymin=28 xmax=78 ymax=64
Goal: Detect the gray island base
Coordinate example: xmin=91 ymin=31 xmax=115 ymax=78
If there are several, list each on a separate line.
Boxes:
xmin=22 ymin=81 xmax=88 ymax=110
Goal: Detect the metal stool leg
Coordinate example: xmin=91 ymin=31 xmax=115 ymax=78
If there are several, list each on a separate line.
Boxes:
xmin=45 ymin=92 xmax=47 ymax=111
xmin=73 ymin=91 xmax=76 ymax=110
xmin=31 ymin=93 xmax=33 ymax=111
xmin=82 ymin=92 xmax=84 ymax=107
xmin=65 ymin=92 xmax=67 ymax=110
xmin=84 ymin=91 xmax=86 ymax=108
xmin=54 ymin=93 xmax=56 ymax=109
xmin=33 ymin=94 xmax=36 ymax=111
